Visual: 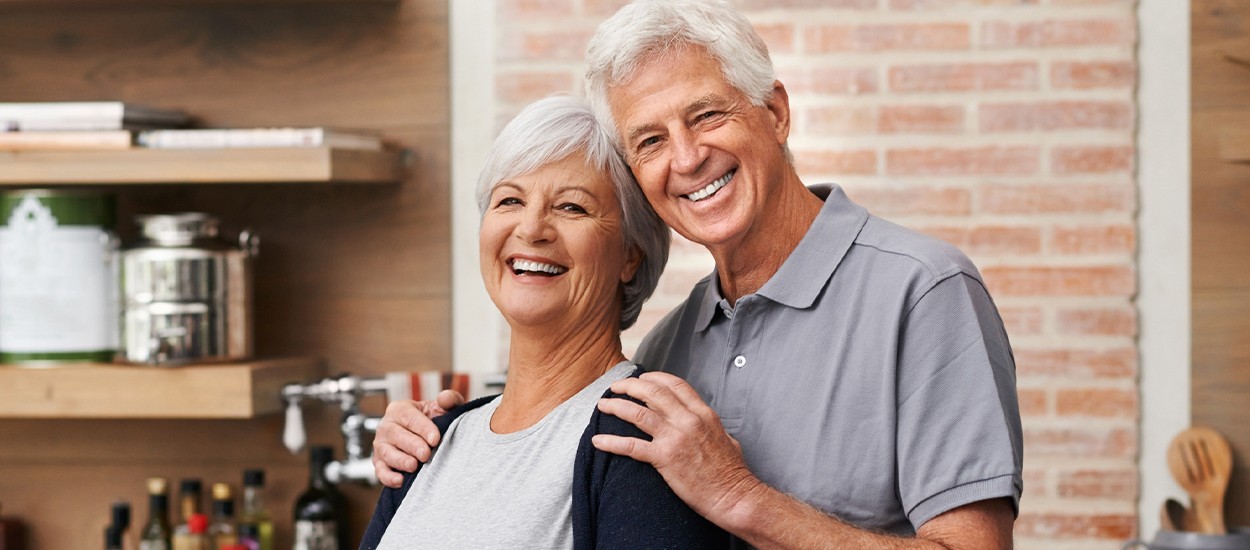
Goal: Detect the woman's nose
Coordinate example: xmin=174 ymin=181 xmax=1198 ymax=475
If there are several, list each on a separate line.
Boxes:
xmin=515 ymin=206 xmax=556 ymax=243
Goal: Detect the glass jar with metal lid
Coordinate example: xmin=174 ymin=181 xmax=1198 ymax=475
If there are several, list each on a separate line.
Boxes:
xmin=0 ymin=189 xmax=119 ymax=365
xmin=120 ymin=212 xmax=258 ymax=365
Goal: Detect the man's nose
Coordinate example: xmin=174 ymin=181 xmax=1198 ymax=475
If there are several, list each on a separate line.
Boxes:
xmin=670 ymin=127 xmax=706 ymax=175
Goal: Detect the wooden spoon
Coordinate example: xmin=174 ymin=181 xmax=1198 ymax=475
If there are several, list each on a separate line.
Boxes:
xmin=1166 ymin=426 xmax=1233 ymax=534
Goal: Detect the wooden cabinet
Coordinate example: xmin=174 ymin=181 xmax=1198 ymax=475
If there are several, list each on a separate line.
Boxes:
xmin=0 ymin=147 xmax=406 ymax=185
xmin=0 ymin=358 xmax=324 ymax=418
xmin=0 ymin=2 xmax=450 ymax=548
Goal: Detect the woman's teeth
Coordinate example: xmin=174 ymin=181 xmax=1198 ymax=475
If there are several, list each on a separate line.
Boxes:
xmin=686 ymin=170 xmax=735 ymax=202
xmin=512 ymin=259 xmax=567 ymax=275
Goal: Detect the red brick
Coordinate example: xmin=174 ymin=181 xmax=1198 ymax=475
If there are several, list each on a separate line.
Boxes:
xmin=794 ymin=149 xmax=878 ymax=175
xmin=805 ymin=23 xmax=970 ymax=53
xmin=889 ymin=62 xmax=1038 ymax=92
xmin=1015 ymin=512 xmax=1136 ymax=539
xmin=981 ymin=265 xmax=1135 ymax=297
xmin=500 ymin=0 xmax=577 ymax=19
xmin=1017 ymin=387 xmax=1048 ymax=416
xmin=1022 ymin=468 xmax=1048 ymax=499
xmin=1058 ymin=469 xmax=1139 ymax=500
xmin=1053 ymin=146 xmax=1133 ymax=175
xmin=886 ymin=146 xmax=1038 ymax=176
xmin=879 ymin=105 xmax=965 ymax=134
xmin=1050 ymin=224 xmax=1136 ymax=254
xmin=1056 ymin=388 xmax=1138 ymax=418
xmin=996 ymin=305 xmax=1044 ymax=336
xmin=843 ymin=185 xmax=971 ymax=216
xmin=979 ymin=101 xmax=1133 ymax=132
xmin=1052 ymin=60 xmax=1136 ymax=89
xmin=740 ymin=0 xmax=877 ymax=8
xmin=981 ymin=18 xmax=1135 ymax=48
xmin=657 ymin=265 xmax=715 ymax=297
xmin=890 ymin=0 xmax=1039 ymax=8
xmin=754 ymin=23 xmax=796 ymax=55
xmin=920 ymin=225 xmax=1042 ymax=255
xmin=1015 ymin=347 xmax=1138 ymax=379
xmin=499 ymin=30 xmax=593 ymax=62
xmin=1023 ymin=427 xmax=1137 ymax=459
xmin=496 ymin=72 xmax=576 ymax=104
xmin=804 ymin=105 xmax=876 ymax=136
xmin=582 ymin=0 xmax=630 ymax=16
xmin=1056 ymin=306 xmax=1137 ymax=336
xmin=979 ymin=183 xmax=1135 ymax=215
xmin=780 ymin=67 xmax=879 ymax=95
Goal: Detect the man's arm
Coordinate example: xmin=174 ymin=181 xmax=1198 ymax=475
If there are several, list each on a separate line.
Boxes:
xmin=593 ymin=372 xmax=1014 ymax=549
xmin=372 ymin=390 xmax=465 ymax=488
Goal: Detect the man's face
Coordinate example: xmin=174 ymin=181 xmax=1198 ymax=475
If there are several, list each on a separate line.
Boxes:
xmin=606 ymin=45 xmax=790 ymax=250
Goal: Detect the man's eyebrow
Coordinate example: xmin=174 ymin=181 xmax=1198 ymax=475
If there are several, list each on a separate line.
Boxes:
xmin=623 ymin=94 xmax=725 ymax=145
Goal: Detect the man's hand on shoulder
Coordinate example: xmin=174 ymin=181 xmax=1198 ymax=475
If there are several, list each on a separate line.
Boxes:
xmin=591 ymin=371 xmax=759 ymax=523
xmin=372 ymin=389 xmax=465 ymax=488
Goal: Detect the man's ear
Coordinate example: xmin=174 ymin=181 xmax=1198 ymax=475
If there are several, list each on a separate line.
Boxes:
xmin=765 ymin=80 xmax=791 ymax=145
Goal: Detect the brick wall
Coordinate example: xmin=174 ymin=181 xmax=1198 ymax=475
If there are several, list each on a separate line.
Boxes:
xmin=494 ymin=0 xmax=1140 ymax=547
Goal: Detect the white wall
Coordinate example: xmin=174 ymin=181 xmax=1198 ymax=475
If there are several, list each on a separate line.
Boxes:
xmin=1135 ymin=0 xmax=1191 ymax=538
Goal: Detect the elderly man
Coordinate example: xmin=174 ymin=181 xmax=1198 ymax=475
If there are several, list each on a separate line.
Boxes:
xmin=374 ymin=1 xmax=1022 ymax=547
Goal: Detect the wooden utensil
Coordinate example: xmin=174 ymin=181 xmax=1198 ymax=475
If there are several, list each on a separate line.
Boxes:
xmin=1166 ymin=426 xmax=1233 ymax=534
xmin=1161 ymin=497 xmax=1202 ymax=532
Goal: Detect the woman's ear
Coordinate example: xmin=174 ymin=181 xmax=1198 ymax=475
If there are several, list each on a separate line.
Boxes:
xmin=620 ymin=244 xmax=644 ymax=284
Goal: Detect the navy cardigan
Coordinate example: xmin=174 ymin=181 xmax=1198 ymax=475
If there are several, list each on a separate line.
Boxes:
xmin=359 ymin=367 xmax=731 ymax=549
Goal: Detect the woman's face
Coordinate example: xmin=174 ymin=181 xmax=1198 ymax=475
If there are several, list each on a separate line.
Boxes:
xmin=480 ymin=154 xmax=642 ymax=331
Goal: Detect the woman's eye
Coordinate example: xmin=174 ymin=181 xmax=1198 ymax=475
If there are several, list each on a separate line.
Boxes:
xmin=494 ymin=197 xmax=521 ymax=208
xmin=558 ymin=203 xmax=587 ymax=214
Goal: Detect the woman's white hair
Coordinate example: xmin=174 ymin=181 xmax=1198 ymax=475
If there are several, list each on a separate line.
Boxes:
xmin=476 ymin=95 xmax=670 ymax=330
xmin=584 ymin=0 xmax=777 ymax=147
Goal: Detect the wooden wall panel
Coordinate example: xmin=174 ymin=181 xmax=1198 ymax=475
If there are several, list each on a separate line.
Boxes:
xmin=0 ymin=1 xmax=449 ymax=547
xmin=1192 ymin=0 xmax=1250 ymax=529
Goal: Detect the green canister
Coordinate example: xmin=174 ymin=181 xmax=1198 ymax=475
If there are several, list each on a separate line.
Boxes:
xmin=0 ymin=190 xmax=119 ymax=364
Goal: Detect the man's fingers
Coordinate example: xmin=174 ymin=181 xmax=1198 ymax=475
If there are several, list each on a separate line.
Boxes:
xmin=597 ymin=397 xmax=665 ymax=436
xmin=435 ymin=389 xmax=466 ymax=411
xmin=372 ymin=454 xmax=406 ymax=489
xmin=640 ymin=371 xmax=707 ymax=410
xmin=591 ymin=434 xmax=654 ymax=464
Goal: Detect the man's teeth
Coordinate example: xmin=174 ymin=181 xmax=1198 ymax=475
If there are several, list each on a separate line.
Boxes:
xmin=686 ymin=171 xmax=734 ymax=202
xmin=512 ymin=259 xmax=567 ymax=275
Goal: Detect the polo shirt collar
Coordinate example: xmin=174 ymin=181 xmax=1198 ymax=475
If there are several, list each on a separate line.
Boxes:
xmin=693 ymin=183 xmax=867 ymax=331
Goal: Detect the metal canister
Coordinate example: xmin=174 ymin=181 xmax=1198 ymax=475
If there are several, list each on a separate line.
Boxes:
xmin=120 ymin=212 xmax=257 ymax=365
xmin=0 ymin=190 xmax=119 ymax=364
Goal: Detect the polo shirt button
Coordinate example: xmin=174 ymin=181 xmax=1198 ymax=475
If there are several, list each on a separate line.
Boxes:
xmin=733 ymin=355 xmax=746 ymax=368
xmin=722 ymin=308 xmax=732 ymax=319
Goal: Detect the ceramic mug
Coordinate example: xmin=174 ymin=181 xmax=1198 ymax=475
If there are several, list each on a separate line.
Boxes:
xmin=1123 ymin=529 xmax=1250 ymax=550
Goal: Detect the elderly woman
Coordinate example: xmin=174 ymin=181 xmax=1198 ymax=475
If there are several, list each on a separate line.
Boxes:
xmin=358 ymin=96 xmax=728 ymax=549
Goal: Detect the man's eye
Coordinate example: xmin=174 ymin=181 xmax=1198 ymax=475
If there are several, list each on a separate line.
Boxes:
xmin=558 ymin=203 xmax=587 ymax=214
xmin=638 ymin=136 xmax=661 ymax=149
xmin=697 ymin=110 xmax=721 ymax=122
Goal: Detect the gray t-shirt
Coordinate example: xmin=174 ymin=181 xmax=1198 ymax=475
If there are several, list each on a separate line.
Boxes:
xmin=376 ymin=361 xmax=635 ymax=549
xmin=636 ymin=184 xmax=1023 ymax=535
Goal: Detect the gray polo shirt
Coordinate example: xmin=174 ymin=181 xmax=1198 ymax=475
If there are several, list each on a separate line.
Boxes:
xmin=635 ymin=184 xmax=1023 ymax=535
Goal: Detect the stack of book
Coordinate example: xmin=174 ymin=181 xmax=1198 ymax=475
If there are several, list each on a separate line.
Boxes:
xmin=1 ymin=101 xmax=385 ymax=152
xmin=0 ymin=101 xmax=189 ymax=151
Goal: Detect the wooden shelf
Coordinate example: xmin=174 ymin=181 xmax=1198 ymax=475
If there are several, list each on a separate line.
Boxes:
xmin=0 ymin=356 xmax=324 ymax=419
xmin=0 ymin=147 xmax=406 ymax=185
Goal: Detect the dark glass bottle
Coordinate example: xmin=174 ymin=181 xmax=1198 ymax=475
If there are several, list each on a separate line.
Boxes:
xmin=139 ymin=477 xmax=173 ymax=550
xmin=293 ymin=446 xmax=348 ymax=550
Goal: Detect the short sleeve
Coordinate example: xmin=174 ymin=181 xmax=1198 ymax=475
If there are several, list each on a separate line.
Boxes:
xmin=895 ymin=272 xmax=1023 ymax=528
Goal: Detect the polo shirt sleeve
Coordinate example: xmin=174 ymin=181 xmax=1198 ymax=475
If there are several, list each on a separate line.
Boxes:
xmin=894 ymin=271 xmax=1024 ymax=529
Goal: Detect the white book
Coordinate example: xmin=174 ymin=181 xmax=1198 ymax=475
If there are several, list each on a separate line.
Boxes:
xmin=0 ymin=102 xmax=189 ymax=131
xmin=0 ymin=130 xmax=133 ymax=151
xmin=136 ymin=127 xmax=384 ymax=151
